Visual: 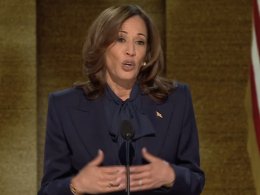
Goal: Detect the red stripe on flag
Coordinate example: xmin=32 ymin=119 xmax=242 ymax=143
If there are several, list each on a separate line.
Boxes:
xmin=253 ymin=0 xmax=260 ymax=56
xmin=250 ymin=63 xmax=260 ymax=153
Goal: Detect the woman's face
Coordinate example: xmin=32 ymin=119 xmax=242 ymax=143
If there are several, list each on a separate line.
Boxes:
xmin=104 ymin=15 xmax=147 ymax=87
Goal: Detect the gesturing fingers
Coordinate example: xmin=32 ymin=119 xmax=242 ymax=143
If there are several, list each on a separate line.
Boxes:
xmin=129 ymin=164 xmax=153 ymax=191
xmin=96 ymin=166 xmax=126 ymax=192
xmin=88 ymin=149 xmax=104 ymax=166
xmin=72 ymin=150 xmax=126 ymax=194
xmin=129 ymin=148 xmax=175 ymax=192
xmin=141 ymin=147 xmax=159 ymax=163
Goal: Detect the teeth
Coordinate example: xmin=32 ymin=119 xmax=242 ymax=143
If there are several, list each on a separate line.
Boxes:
xmin=122 ymin=60 xmax=134 ymax=66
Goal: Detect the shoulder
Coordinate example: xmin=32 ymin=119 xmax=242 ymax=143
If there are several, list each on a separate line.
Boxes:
xmin=168 ymin=81 xmax=192 ymax=101
xmin=48 ymin=87 xmax=86 ymax=107
xmin=164 ymin=82 xmax=195 ymax=115
xmin=50 ymin=87 xmax=84 ymax=98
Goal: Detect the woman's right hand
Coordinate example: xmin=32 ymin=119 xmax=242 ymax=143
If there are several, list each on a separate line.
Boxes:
xmin=70 ymin=150 xmax=126 ymax=194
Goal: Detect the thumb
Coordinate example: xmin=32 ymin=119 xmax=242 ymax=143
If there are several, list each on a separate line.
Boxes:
xmin=88 ymin=149 xmax=104 ymax=166
xmin=141 ymin=147 xmax=158 ymax=163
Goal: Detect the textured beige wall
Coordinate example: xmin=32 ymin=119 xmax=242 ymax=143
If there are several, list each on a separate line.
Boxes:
xmin=0 ymin=0 xmax=37 ymax=194
xmin=166 ymin=0 xmax=255 ymax=194
xmin=246 ymin=83 xmax=260 ymax=195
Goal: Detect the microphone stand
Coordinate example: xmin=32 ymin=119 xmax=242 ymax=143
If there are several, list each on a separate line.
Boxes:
xmin=126 ymin=140 xmax=131 ymax=195
xmin=120 ymin=120 xmax=134 ymax=195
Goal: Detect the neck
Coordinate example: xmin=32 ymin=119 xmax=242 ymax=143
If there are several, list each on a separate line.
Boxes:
xmin=106 ymin=79 xmax=135 ymax=101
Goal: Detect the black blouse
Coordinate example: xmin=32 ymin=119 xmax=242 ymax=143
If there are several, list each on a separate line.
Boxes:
xmin=103 ymin=83 xmax=155 ymax=165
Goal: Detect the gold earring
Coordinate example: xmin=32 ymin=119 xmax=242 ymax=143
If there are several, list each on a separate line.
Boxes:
xmin=143 ymin=62 xmax=147 ymax=66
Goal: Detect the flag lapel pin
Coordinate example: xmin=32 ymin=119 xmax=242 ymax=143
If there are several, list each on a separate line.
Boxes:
xmin=156 ymin=111 xmax=163 ymax=118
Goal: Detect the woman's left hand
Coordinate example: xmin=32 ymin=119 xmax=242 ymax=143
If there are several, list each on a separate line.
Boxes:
xmin=129 ymin=148 xmax=175 ymax=192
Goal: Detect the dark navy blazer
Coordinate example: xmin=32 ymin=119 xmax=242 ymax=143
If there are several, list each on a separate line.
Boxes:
xmin=38 ymin=83 xmax=205 ymax=195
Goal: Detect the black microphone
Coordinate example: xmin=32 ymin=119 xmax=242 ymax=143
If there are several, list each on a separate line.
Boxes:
xmin=120 ymin=120 xmax=135 ymax=195
xmin=120 ymin=120 xmax=135 ymax=141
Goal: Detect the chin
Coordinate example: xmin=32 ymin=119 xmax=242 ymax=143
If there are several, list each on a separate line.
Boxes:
xmin=118 ymin=76 xmax=137 ymax=84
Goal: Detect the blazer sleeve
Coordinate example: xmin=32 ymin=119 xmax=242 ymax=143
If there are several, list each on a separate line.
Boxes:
xmin=167 ymin=85 xmax=205 ymax=194
xmin=38 ymin=94 xmax=73 ymax=195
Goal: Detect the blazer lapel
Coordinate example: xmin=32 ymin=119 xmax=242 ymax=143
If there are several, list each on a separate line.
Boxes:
xmin=139 ymin=95 xmax=173 ymax=157
xmin=69 ymin=96 xmax=120 ymax=165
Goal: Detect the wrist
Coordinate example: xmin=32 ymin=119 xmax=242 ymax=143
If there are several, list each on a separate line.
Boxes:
xmin=70 ymin=177 xmax=83 ymax=195
xmin=163 ymin=181 xmax=174 ymax=188
xmin=163 ymin=164 xmax=175 ymax=188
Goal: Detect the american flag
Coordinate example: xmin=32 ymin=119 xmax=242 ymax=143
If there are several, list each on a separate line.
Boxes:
xmin=250 ymin=0 xmax=260 ymax=153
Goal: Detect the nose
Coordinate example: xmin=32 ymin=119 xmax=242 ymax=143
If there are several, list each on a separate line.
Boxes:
xmin=126 ymin=42 xmax=136 ymax=56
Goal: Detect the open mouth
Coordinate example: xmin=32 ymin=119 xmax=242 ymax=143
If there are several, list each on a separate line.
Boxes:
xmin=122 ymin=60 xmax=135 ymax=71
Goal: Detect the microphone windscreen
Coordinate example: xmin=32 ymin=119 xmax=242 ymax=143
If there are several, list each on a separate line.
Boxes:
xmin=120 ymin=120 xmax=135 ymax=141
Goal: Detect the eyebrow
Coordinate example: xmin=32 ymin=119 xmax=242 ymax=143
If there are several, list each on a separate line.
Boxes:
xmin=119 ymin=30 xmax=147 ymax=38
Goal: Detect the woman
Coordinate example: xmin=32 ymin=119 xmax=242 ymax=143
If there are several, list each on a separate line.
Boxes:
xmin=38 ymin=4 xmax=205 ymax=195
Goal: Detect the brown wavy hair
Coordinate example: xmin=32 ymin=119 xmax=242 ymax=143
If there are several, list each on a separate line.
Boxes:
xmin=76 ymin=4 xmax=174 ymax=102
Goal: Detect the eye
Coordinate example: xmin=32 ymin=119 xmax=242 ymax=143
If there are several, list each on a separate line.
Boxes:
xmin=136 ymin=40 xmax=146 ymax=45
xmin=116 ymin=37 xmax=126 ymax=43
